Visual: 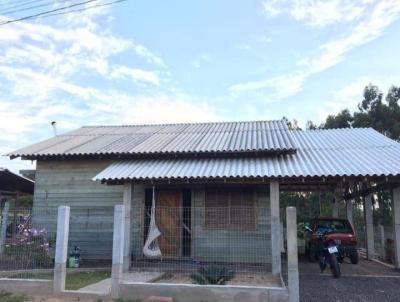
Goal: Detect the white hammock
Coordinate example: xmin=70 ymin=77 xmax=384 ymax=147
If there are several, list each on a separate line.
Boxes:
xmin=142 ymin=186 xmax=162 ymax=258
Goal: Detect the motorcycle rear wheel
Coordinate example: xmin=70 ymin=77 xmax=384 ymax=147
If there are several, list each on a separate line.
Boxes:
xmin=329 ymin=254 xmax=341 ymax=278
xmin=350 ymin=251 xmax=359 ymax=264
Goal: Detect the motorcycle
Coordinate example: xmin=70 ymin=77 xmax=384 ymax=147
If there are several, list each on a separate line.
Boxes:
xmin=305 ymin=226 xmax=341 ymax=278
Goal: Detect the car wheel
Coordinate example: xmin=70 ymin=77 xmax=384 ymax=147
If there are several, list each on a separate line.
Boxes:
xmin=350 ymin=251 xmax=359 ymax=264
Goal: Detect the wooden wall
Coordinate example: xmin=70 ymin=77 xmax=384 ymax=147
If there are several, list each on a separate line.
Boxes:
xmin=33 ymin=159 xmax=123 ymax=260
xmin=33 ymin=159 xmax=271 ymax=265
xmin=191 ymin=187 xmax=271 ymax=265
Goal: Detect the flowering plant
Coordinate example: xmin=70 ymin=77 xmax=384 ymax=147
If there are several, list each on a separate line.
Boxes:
xmin=5 ymin=215 xmax=52 ymax=268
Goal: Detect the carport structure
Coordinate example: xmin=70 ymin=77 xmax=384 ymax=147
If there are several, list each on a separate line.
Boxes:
xmin=0 ymin=168 xmax=34 ymax=197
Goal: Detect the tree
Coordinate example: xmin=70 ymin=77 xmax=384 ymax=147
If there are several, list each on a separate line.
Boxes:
xmin=322 ymin=109 xmax=353 ymax=129
xmin=282 ymin=116 xmax=301 ymax=130
xmin=319 ymin=84 xmax=400 ymax=141
xmin=306 ymin=120 xmax=317 ymax=130
xmin=353 ymin=84 xmax=400 ymax=140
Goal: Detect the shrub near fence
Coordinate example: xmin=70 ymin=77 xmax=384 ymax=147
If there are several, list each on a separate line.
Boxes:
xmin=0 ymin=205 xmax=57 ymax=279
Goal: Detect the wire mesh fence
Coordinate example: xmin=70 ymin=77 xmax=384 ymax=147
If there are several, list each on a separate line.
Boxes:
xmin=68 ymin=206 xmax=114 ymax=266
xmin=374 ymin=225 xmax=394 ymax=263
xmin=0 ymin=204 xmax=57 ymax=279
xmin=63 ymin=206 xmax=114 ymax=290
xmin=355 ymin=226 xmax=366 ymax=249
xmin=129 ymin=205 xmax=274 ymax=286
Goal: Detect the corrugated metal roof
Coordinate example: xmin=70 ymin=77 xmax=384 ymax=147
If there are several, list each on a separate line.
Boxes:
xmin=93 ymin=128 xmax=400 ymax=181
xmin=0 ymin=168 xmax=34 ymax=194
xmin=9 ymin=120 xmax=296 ymax=157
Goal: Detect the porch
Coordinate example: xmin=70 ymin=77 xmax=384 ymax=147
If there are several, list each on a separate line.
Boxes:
xmin=101 ymin=180 xmax=297 ymax=302
xmin=120 ymin=182 xmax=281 ymax=279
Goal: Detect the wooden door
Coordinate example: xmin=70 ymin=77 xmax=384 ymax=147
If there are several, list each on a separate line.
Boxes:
xmin=156 ymin=190 xmax=182 ymax=257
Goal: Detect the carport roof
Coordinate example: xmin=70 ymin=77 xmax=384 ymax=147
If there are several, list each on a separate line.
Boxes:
xmin=93 ymin=128 xmax=400 ymax=182
xmin=0 ymin=168 xmax=34 ymax=194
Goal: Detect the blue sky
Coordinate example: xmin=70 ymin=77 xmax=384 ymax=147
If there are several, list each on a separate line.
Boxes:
xmin=1 ymin=0 xmax=400 ymax=171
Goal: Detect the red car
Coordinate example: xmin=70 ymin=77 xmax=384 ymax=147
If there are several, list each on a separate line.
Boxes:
xmin=305 ymin=218 xmax=359 ymax=264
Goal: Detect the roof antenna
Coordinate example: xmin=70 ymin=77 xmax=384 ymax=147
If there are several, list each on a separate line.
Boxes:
xmin=51 ymin=121 xmax=57 ymax=136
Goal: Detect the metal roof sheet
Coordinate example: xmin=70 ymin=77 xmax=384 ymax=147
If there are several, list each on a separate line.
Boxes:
xmin=93 ymin=128 xmax=400 ymax=181
xmin=0 ymin=168 xmax=34 ymax=194
xmin=9 ymin=120 xmax=296 ymax=157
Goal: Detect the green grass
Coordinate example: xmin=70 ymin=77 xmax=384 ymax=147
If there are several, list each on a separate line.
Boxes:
xmin=1 ymin=270 xmax=111 ymax=291
xmin=1 ymin=272 xmax=53 ymax=280
xmin=0 ymin=291 xmax=28 ymax=302
xmin=65 ymin=271 xmax=111 ymax=290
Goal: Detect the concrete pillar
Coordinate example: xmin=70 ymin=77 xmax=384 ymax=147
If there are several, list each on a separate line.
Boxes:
xmin=364 ymin=194 xmax=375 ymax=260
xmin=332 ymin=192 xmax=340 ymax=218
xmin=392 ymin=187 xmax=400 ymax=268
xmin=123 ymin=182 xmax=133 ymax=272
xmin=0 ymin=202 xmax=10 ymax=255
xmin=280 ymin=221 xmax=285 ymax=253
xmin=53 ymin=206 xmax=70 ymax=293
xmin=270 ymin=181 xmax=281 ymax=275
xmin=286 ymin=207 xmax=299 ymax=302
xmin=379 ymin=224 xmax=385 ymax=259
xmin=111 ymin=204 xmax=125 ymax=299
xmin=346 ymin=199 xmax=354 ymax=227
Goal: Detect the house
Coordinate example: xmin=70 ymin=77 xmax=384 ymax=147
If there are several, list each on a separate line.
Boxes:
xmin=8 ymin=120 xmax=400 ymax=279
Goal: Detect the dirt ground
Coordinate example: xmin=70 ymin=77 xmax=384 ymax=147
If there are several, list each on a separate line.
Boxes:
xmin=155 ymin=272 xmax=283 ymax=287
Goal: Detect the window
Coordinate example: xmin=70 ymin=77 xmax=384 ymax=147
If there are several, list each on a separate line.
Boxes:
xmin=205 ymin=188 xmax=256 ymax=230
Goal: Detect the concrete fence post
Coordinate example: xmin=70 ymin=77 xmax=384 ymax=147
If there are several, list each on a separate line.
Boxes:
xmin=280 ymin=221 xmax=285 ymax=252
xmin=286 ymin=206 xmax=299 ymax=302
xmin=364 ymin=194 xmax=375 ymax=260
xmin=346 ymin=199 xmax=354 ymax=227
xmin=111 ymin=204 xmax=125 ymax=299
xmin=123 ymin=183 xmax=133 ymax=272
xmin=392 ymin=187 xmax=400 ymax=269
xmin=270 ymin=181 xmax=281 ymax=275
xmin=53 ymin=206 xmax=70 ymax=293
xmin=332 ymin=190 xmax=341 ymax=218
xmin=0 ymin=202 xmax=10 ymax=255
xmin=379 ymin=225 xmax=385 ymax=259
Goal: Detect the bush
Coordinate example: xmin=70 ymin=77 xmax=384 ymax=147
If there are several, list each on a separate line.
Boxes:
xmin=5 ymin=227 xmax=52 ymax=268
xmin=190 ymin=266 xmax=235 ymax=285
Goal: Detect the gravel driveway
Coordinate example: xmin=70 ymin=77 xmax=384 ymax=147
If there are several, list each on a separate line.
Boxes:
xmin=298 ymin=256 xmax=400 ymax=302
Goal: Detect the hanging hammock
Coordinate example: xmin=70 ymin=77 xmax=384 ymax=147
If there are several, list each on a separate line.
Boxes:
xmin=142 ymin=186 xmax=162 ymax=258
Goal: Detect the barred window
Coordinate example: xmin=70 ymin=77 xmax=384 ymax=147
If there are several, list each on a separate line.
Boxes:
xmin=205 ymin=188 xmax=256 ymax=230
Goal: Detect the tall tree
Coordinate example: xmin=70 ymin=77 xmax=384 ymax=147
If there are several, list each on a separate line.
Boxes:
xmin=320 ymin=84 xmax=400 ymax=141
xmin=322 ymin=109 xmax=353 ymax=129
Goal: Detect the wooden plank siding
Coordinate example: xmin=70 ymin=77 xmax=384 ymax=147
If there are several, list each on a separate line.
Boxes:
xmin=191 ymin=187 xmax=271 ymax=265
xmin=33 ymin=159 xmax=123 ymax=260
xmin=33 ymin=159 xmax=272 ymax=265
